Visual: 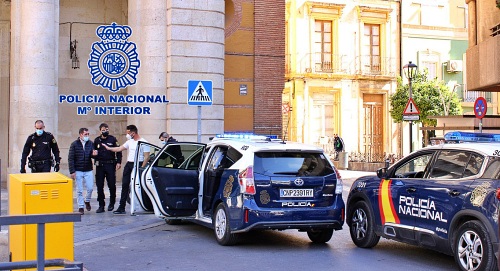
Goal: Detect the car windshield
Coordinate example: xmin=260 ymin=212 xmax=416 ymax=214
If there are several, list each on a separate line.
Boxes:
xmin=253 ymin=151 xmax=334 ymax=177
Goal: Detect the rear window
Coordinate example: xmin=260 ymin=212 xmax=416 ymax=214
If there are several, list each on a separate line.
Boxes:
xmin=253 ymin=152 xmax=334 ymax=177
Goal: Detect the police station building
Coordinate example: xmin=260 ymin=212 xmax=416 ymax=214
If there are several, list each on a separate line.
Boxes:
xmin=0 ymin=0 xmax=286 ymax=180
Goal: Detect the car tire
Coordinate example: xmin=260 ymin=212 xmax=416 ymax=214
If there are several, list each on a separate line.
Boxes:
xmin=307 ymin=229 xmax=334 ymax=243
xmin=213 ymin=204 xmax=238 ymax=246
xmin=165 ymin=219 xmax=182 ymax=225
xmin=349 ymin=200 xmax=380 ymax=248
xmin=454 ymin=220 xmax=497 ymax=271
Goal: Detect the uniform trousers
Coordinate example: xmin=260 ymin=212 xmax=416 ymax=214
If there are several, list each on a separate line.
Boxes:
xmin=95 ymin=163 xmax=116 ymax=207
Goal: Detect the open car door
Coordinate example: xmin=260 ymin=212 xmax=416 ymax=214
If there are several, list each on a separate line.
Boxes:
xmin=130 ymin=142 xmax=162 ymax=215
xmin=141 ymin=142 xmax=206 ymax=219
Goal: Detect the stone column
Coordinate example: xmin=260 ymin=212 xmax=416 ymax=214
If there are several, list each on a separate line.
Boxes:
xmin=466 ymin=0 xmax=477 ymax=46
xmin=127 ymin=0 xmax=168 ymax=143
xmin=10 ymin=0 xmax=59 ymax=173
xmin=166 ymin=1 xmax=225 ymax=142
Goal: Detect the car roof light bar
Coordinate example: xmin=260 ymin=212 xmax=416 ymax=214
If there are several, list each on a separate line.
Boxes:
xmin=444 ymin=131 xmax=500 ymax=143
xmin=215 ymin=133 xmax=280 ymax=140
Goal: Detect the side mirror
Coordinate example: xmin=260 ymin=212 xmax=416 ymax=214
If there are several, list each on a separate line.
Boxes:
xmin=376 ymin=167 xmax=388 ymax=179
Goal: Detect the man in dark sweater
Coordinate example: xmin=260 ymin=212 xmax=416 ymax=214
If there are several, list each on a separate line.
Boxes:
xmin=68 ymin=128 xmax=97 ymax=215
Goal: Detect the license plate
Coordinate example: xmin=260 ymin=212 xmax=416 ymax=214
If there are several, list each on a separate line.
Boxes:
xmin=280 ymin=189 xmax=313 ymax=198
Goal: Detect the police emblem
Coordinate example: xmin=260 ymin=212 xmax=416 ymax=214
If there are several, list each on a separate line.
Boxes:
xmin=223 ymin=175 xmax=234 ymax=198
xmin=470 ymin=182 xmax=491 ymax=207
xmin=260 ymin=190 xmax=270 ymax=205
xmin=88 ymin=22 xmax=141 ymax=92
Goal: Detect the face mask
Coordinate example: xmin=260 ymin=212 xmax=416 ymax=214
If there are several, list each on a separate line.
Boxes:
xmin=36 ymin=130 xmax=43 ymax=136
xmin=83 ymin=136 xmax=89 ymax=142
xmin=126 ymin=134 xmax=132 ymax=140
xmin=160 ymin=141 xmax=166 ymax=145
xmin=102 ymin=131 xmax=109 ymax=137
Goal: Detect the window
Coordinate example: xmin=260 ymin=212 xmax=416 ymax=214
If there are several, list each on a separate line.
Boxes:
xmin=482 ymin=157 xmax=500 ymax=179
xmin=253 ymin=152 xmax=334 ymax=177
xmin=362 ymin=24 xmax=380 ymax=72
xmin=422 ymin=61 xmax=437 ymax=80
xmin=429 ymin=150 xmax=475 ymax=179
xmin=394 ymin=153 xmax=433 ymax=178
xmin=314 ymin=20 xmax=333 ymax=71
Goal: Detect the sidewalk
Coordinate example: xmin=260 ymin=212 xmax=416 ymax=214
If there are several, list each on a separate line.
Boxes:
xmin=0 ymin=169 xmax=373 ymax=267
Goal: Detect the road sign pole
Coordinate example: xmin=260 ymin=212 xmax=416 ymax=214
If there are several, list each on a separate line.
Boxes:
xmin=197 ymin=106 xmax=201 ymax=143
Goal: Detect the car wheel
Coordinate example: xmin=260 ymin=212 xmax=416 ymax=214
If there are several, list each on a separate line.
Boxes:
xmin=213 ymin=204 xmax=238 ymax=246
xmin=349 ymin=201 xmax=380 ymax=248
xmin=307 ymin=229 xmax=333 ymax=243
xmin=165 ymin=218 xmax=182 ymax=225
xmin=454 ymin=220 xmax=497 ymax=271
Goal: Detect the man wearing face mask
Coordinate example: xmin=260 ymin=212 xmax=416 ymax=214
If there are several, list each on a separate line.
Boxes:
xmin=104 ymin=125 xmax=150 ymax=214
xmin=21 ymin=120 xmax=61 ymax=173
xmin=159 ymin=132 xmax=184 ymax=168
xmin=68 ymin=128 xmax=98 ymax=215
xmin=93 ymin=123 xmax=122 ymax=213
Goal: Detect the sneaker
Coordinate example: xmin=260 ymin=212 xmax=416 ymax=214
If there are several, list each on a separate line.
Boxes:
xmin=113 ymin=208 xmax=126 ymax=214
xmin=107 ymin=203 xmax=115 ymax=212
xmin=78 ymin=208 xmax=84 ymax=215
xmin=85 ymin=202 xmax=91 ymax=211
xmin=96 ymin=206 xmax=105 ymax=213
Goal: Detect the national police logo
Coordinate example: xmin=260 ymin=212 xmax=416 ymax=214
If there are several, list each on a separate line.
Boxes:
xmin=88 ymin=22 xmax=141 ymax=92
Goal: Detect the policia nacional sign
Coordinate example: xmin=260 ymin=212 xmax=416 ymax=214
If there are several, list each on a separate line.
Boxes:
xmin=58 ymin=22 xmax=169 ymax=115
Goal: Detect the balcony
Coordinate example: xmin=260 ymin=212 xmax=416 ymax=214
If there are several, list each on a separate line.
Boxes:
xmin=356 ymin=55 xmax=396 ymax=77
xmin=286 ymin=53 xmax=396 ymax=77
xmin=465 ymin=34 xmax=500 ymax=92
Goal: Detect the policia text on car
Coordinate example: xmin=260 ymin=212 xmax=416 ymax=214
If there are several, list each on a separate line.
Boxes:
xmin=20 ymin=120 xmax=61 ymax=173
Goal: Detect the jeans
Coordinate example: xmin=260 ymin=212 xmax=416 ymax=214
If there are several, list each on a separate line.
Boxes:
xmin=76 ymin=170 xmax=94 ymax=208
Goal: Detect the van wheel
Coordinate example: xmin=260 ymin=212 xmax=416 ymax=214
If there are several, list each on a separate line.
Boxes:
xmin=454 ymin=220 xmax=496 ymax=271
xmin=213 ymin=204 xmax=238 ymax=246
xmin=307 ymin=229 xmax=333 ymax=243
xmin=348 ymin=201 xmax=380 ymax=248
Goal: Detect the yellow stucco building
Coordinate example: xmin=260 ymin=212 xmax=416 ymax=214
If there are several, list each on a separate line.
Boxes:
xmin=284 ymin=0 xmax=399 ymax=160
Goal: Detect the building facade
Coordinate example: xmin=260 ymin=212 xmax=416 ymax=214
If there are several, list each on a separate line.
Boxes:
xmin=401 ymin=0 xmax=481 ymax=147
xmin=284 ymin=0 xmax=399 ymax=160
xmin=0 ymin=0 xmax=285 ymax=181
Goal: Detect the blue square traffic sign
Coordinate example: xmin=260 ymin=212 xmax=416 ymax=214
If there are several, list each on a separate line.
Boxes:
xmin=187 ymin=80 xmax=213 ymax=106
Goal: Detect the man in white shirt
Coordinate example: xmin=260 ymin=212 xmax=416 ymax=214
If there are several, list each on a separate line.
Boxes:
xmin=104 ymin=124 xmax=150 ymax=214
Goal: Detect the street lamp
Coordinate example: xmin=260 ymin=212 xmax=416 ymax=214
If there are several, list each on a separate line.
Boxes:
xmin=403 ymin=61 xmax=418 ymax=153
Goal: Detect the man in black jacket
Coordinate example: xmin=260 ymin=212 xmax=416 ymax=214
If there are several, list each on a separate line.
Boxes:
xmin=68 ymin=128 xmax=97 ymax=215
xmin=93 ymin=123 xmax=122 ymax=213
xmin=20 ymin=120 xmax=61 ymax=173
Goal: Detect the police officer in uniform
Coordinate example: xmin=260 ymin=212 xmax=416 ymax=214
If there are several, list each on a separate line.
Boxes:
xmin=21 ymin=120 xmax=61 ymax=173
xmin=93 ymin=123 xmax=122 ymax=213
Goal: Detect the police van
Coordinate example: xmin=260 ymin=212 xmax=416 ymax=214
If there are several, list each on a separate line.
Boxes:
xmin=130 ymin=134 xmax=345 ymax=245
xmin=346 ymin=132 xmax=500 ymax=271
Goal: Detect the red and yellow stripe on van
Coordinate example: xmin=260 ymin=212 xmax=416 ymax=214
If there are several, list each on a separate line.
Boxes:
xmin=378 ymin=179 xmax=400 ymax=225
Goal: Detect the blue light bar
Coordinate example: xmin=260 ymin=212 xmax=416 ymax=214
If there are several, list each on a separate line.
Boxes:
xmin=444 ymin=131 xmax=500 ymax=143
xmin=215 ymin=133 xmax=279 ymax=140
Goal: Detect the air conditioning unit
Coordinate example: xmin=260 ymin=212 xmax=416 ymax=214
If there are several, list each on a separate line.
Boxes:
xmin=446 ymin=60 xmax=463 ymax=73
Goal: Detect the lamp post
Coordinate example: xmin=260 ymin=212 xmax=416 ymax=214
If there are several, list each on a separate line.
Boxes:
xmin=403 ymin=61 xmax=418 ymax=153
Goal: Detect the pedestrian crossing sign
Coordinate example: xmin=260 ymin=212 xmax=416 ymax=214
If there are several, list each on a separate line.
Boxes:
xmin=187 ymin=80 xmax=213 ymax=106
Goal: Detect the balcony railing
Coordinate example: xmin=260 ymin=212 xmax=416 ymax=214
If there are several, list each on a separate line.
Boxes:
xmin=287 ymin=53 xmax=396 ymax=77
xmin=461 ymin=90 xmax=492 ymax=103
xmin=356 ymin=55 xmax=396 ymax=76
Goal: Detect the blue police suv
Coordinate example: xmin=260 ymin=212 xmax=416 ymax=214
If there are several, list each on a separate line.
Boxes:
xmin=130 ymin=134 xmax=345 ymax=245
xmin=347 ymin=132 xmax=500 ymax=271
